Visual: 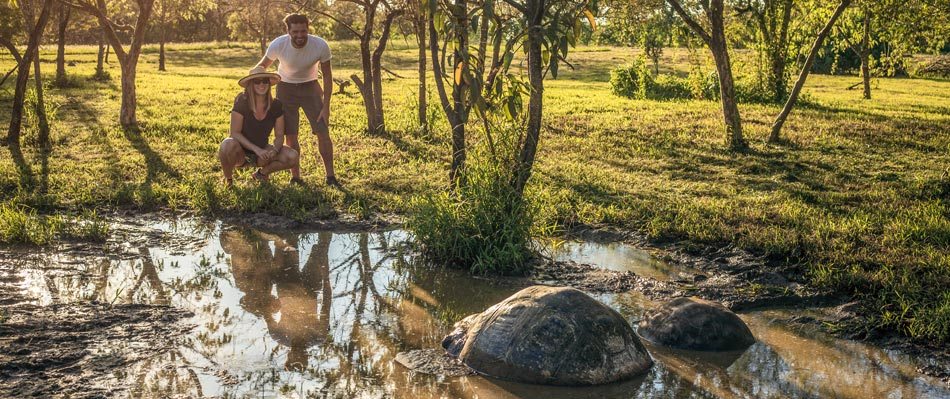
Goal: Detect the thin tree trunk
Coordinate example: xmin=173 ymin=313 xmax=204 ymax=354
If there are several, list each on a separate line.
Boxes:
xmin=158 ymin=0 xmax=166 ymax=71
xmin=96 ymin=33 xmax=105 ymax=76
xmin=860 ymin=12 xmax=871 ymax=99
xmin=86 ymin=0 xmax=155 ymax=127
xmin=56 ymin=4 xmax=70 ymax=83
xmin=428 ymin=0 xmax=465 ymax=183
xmin=416 ymin=18 xmax=428 ymax=130
xmin=450 ymin=0 xmax=469 ymax=184
xmin=708 ymin=1 xmax=745 ymax=150
xmin=668 ymin=0 xmax=744 ymax=150
xmin=512 ymin=0 xmax=545 ymax=195
xmin=158 ymin=23 xmax=166 ymax=71
xmin=770 ymin=0 xmax=850 ymax=143
xmin=358 ymin=36 xmax=379 ymax=133
xmin=33 ymin=53 xmax=50 ymax=147
xmin=7 ymin=0 xmax=53 ymax=146
xmin=0 ymin=37 xmax=21 ymax=86
xmin=0 ymin=37 xmax=21 ymax=63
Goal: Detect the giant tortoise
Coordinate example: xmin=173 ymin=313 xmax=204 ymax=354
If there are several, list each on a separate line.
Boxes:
xmin=441 ymin=285 xmax=653 ymax=385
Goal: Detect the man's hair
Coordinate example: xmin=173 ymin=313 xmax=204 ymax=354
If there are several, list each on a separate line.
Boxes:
xmin=284 ymin=14 xmax=309 ymax=30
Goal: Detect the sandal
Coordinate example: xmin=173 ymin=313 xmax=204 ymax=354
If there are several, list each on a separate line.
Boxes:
xmin=252 ymin=169 xmax=269 ymax=182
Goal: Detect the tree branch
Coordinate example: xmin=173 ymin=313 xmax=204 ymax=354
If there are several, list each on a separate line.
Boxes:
xmin=312 ymin=10 xmax=362 ymax=38
xmin=371 ymin=10 xmax=404 ymax=62
xmin=0 ymin=37 xmax=22 ymax=63
xmin=667 ymin=0 xmax=712 ymax=44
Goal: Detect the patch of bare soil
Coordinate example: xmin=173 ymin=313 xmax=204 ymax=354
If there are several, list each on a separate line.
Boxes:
xmin=0 ymin=265 xmax=192 ymax=398
xmin=0 ymin=211 xmax=200 ymax=398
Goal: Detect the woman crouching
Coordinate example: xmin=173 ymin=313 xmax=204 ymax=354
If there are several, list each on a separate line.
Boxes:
xmin=218 ymin=66 xmax=299 ymax=186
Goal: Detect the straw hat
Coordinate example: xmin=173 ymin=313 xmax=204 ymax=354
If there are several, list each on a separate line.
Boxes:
xmin=238 ymin=66 xmax=281 ymax=87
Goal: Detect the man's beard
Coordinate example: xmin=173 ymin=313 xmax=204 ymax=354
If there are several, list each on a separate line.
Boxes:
xmin=293 ymin=37 xmax=307 ymax=47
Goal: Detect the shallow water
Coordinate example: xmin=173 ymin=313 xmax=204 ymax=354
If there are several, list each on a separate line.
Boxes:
xmin=15 ymin=220 xmax=950 ymax=398
xmin=544 ymin=240 xmax=697 ymax=280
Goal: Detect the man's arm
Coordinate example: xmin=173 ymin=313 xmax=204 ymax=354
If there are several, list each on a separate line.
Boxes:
xmin=255 ymin=56 xmax=274 ymax=70
xmin=319 ymin=60 xmax=332 ymax=122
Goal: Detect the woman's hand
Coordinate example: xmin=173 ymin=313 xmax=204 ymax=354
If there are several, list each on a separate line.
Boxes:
xmin=254 ymin=147 xmax=272 ymax=163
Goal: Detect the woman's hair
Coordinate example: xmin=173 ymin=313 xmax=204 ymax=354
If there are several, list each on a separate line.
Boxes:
xmin=244 ymin=83 xmax=272 ymax=115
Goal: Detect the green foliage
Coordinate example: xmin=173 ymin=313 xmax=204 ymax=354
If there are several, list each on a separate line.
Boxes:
xmin=610 ymin=58 xmax=652 ymax=98
xmin=407 ymin=127 xmax=535 ymax=276
xmin=612 ymin=59 xmax=778 ymax=103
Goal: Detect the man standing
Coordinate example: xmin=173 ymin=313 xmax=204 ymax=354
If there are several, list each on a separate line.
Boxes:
xmin=256 ymin=14 xmax=338 ymax=186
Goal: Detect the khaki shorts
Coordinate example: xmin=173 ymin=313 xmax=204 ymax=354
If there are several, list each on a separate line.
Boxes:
xmin=276 ymin=80 xmax=330 ymax=136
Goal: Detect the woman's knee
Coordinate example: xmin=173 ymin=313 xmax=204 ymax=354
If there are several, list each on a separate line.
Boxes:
xmin=219 ymin=138 xmax=240 ymax=155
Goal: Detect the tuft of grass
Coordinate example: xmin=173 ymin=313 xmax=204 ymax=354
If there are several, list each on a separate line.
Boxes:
xmin=407 ymin=126 xmax=536 ymax=275
xmin=0 ymin=202 xmax=109 ymax=245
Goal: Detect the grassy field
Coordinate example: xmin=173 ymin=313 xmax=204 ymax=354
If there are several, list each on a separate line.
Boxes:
xmin=1 ymin=41 xmax=948 ymax=342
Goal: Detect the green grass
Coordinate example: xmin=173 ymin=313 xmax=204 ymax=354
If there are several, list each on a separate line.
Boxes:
xmin=407 ymin=123 xmax=538 ymax=275
xmin=1 ymin=42 xmax=948 ymax=342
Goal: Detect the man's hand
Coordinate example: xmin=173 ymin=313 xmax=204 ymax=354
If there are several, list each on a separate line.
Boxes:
xmin=318 ymin=106 xmax=330 ymax=125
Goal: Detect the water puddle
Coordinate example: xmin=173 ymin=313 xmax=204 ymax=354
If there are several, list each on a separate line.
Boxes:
xmin=13 ymin=221 xmax=949 ymax=398
xmin=544 ymin=240 xmax=695 ymax=280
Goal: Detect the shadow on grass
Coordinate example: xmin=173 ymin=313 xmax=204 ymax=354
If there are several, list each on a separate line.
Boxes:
xmin=7 ymin=143 xmax=34 ymax=190
xmin=123 ymin=124 xmax=181 ymax=184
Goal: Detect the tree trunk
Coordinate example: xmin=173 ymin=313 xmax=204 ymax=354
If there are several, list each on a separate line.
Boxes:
xmin=6 ymin=0 xmax=53 ymax=146
xmin=33 ymin=53 xmax=50 ymax=147
xmin=96 ymin=33 xmax=105 ymax=76
xmin=667 ymin=0 xmax=744 ymax=150
xmin=770 ymin=0 xmax=850 ymax=143
xmin=450 ymin=0 xmax=469 ymax=184
xmin=259 ymin=36 xmax=266 ymax=56
xmin=159 ymin=21 xmax=166 ymax=71
xmin=416 ymin=19 xmax=428 ymax=130
xmin=428 ymin=0 xmax=465 ymax=183
xmin=358 ymin=33 xmax=380 ymax=134
xmin=120 ymin=62 xmax=138 ymax=126
xmin=708 ymin=1 xmax=745 ymax=150
xmin=768 ymin=0 xmax=793 ymax=103
xmin=512 ymin=0 xmax=545 ymax=195
xmin=56 ymin=4 xmax=70 ymax=83
xmin=710 ymin=44 xmax=744 ymax=149
xmin=860 ymin=12 xmax=871 ymax=99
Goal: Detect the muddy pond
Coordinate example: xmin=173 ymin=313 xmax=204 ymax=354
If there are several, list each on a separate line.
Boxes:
xmin=4 ymin=218 xmax=949 ymax=398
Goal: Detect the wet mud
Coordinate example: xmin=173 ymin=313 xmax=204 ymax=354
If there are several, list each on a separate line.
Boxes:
xmin=0 ymin=266 xmax=192 ymax=398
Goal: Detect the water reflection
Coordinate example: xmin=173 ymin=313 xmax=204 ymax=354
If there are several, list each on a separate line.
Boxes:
xmin=222 ymin=229 xmax=331 ymax=371
xmin=12 ymin=223 xmax=950 ymax=398
xmin=545 ymin=240 xmax=697 ymax=280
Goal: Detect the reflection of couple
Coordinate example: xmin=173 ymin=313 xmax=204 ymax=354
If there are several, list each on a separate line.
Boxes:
xmin=221 ymin=229 xmax=332 ymax=371
xmin=218 ymin=14 xmax=339 ymax=187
